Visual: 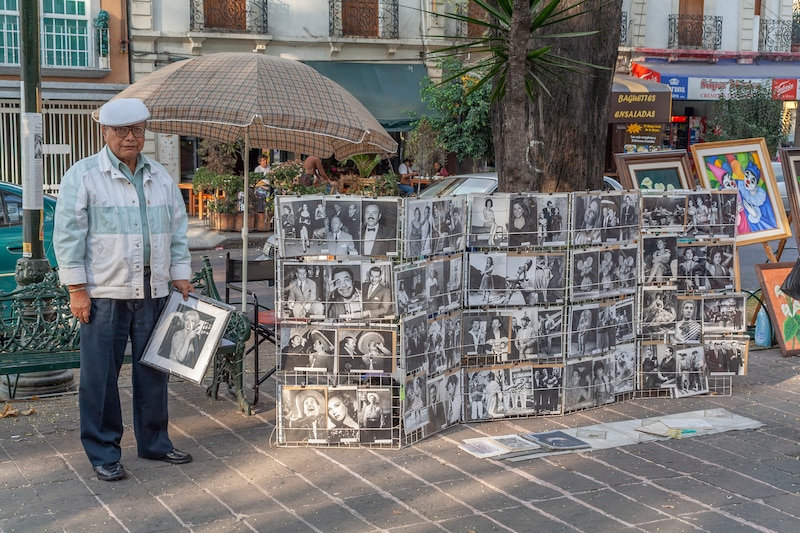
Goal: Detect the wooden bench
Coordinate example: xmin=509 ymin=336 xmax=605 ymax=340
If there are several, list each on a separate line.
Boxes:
xmin=0 ymin=258 xmax=253 ymax=415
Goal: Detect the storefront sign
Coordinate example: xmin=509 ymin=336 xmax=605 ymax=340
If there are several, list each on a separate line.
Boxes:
xmin=626 ymin=123 xmax=664 ymax=146
xmin=664 ymin=76 xmax=688 ymax=100
xmin=609 ymin=78 xmax=672 ymax=123
xmin=772 ymin=78 xmax=798 ymax=101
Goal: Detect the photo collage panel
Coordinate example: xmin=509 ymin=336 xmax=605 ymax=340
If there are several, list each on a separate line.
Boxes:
xmin=395 ymin=256 xmax=463 ymax=317
xmin=404 ymin=195 xmax=467 ymax=260
xmin=567 ymin=297 xmax=635 ymax=359
xmin=275 ymin=195 xmax=401 ymax=258
xmin=465 ymin=251 xmax=566 ymax=307
xmin=277 ymin=260 xmax=396 ymax=322
xmin=403 ymin=368 xmax=462 ymax=436
xmin=279 ymin=386 xmax=394 ymax=445
xmin=639 ymin=343 xmax=709 ymax=398
xmin=571 ymin=191 xmax=641 ymax=246
xmin=463 ymin=365 xmax=563 ymax=422
xmin=640 ymin=189 xmax=738 ymax=240
xmin=570 ymin=243 xmax=638 ymax=302
xmin=400 ymin=309 xmax=462 ymax=377
xmin=279 ymin=324 xmax=399 ymax=376
xmin=467 ymin=193 xmax=569 ymax=249
xmin=564 ymin=355 xmax=616 ymax=412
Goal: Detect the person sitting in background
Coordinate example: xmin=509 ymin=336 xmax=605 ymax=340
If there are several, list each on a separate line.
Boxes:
xmin=433 ymin=161 xmax=449 ymax=178
xmin=253 ymin=154 xmax=269 ymax=174
xmin=398 ymin=157 xmax=418 ymax=195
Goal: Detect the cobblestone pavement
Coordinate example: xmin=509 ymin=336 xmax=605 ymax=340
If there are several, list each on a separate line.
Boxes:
xmin=1 ymin=342 xmax=799 ymax=533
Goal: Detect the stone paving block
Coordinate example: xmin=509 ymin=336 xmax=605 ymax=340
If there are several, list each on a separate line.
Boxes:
xmin=50 ymin=506 xmax=131 ymax=533
xmin=613 ymin=481 xmax=708 ymax=516
xmin=158 ymin=486 xmax=241 ymax=528
xmin=683 ymin=509 xmax=790 ymax=532
xmin=654 ymin=476 xmax=747 ymax=508
xmin=691 ymin=465 xmax=787 ymax=499
xmin=0 ymin=485 xmax=39 ymax=520
xmin=388 ymin=483 xmax=476 ymax=523
xmin=583 ymin=446 xmax=680 ymax=481
xmin=572 ymin=486 xmax=672 ymax=525
xmin=246 ymin=509 xmax=336 ymax=533
xmin=721 ymin=500 xmax=800 ymax=531
xmin=762 ymin=492 xmax=800 ymax=518
xmin=542 ymin=451 xmax=637 ymax=486
xmin=0 ymin=513 xmax=63 ymax=533
xmin=532 ymin=494 xmax=635 ymax=531
xmin=340 ymin=490 xmax=430 ymax=529
xmin=0 ymin=460 xmax=28 ymax=490
xmin=189 ymin=517 xmax=265 ymax=533
xmin=724 ymin=461 xmax=800 ymax=492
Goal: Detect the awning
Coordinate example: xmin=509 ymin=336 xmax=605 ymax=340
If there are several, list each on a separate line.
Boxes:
xmin=304 ymin=62 xmax=431 ymax=132
xmin=609 ymin=74 xmax=672 ymax=123
xmin=631 ymin=59 xmax=800 ymax=101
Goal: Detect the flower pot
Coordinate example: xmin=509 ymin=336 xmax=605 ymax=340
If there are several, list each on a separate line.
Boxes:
xmin=211 ymin=212 xmax=236 ymax=231
xmin=98 ymin=56 xmax=109 ymax=69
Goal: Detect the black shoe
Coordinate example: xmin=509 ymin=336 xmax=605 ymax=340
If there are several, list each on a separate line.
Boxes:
xmin=156 ymin=448 xmax=193 ymax=465
xmin=94 ymin=462 xmax=126 ymax=481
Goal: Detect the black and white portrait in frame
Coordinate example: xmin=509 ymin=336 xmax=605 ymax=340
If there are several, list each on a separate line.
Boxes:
xmin=503 ymin=365 xmax=535 ymax=415
xmin=423 ymin=373 xmax=448 ymax=437
xmin=533 ymin=193 xmax=568 ymax=246
xmin=641 ymin=286 xmax=678 ymax=339
xmin=424 ymin=259 xmax=446 ymax=314
xmin=714 ymin=189 xmax=738 ymax=238
xmin=599 ymin=196 xmax=622 ymax=243
xmin=505 ymin=253 xmax=565 ymax=305
xmin=462 ymin=311 xmax=489 ymax=357
xmin=508 ymin=308 xmax=538 ymax=361
xmin=597 ymin=248 xmax=620 ymax=297
xmin=564 ymin=360 xmax=594 ymax=412
xmin=403 ymin=373 xmax=429 ymax=433
xmin=325 ymin=198 xmax=362 ymax=246
xmin=440 ymin=255 xmax=464 ymax=313
xmin=705 ymin=242 xmax=736 ymax=291
xmin=641 ymin=193 xmax=686 ymax=233
xmin=279 ymin=261 xmax=326 ymax=320
xmin=642 ymin=235 xmax=678 ymax=285
xmin=612 ymin=342 xmax=636 ymax=394
xmin=360 ymin=198 xmax=400 ymax=257
xmin=280 ymin=326 xmax=336 ymax=373
xmin=350 ymin=329 xmax=396 ymax=374
xmin=469 ymin=193 xmax=510 ymax=247
xmin=532 ymin=366 xmax=563 ymax=415
xmin=674 ymin=296 xmax=703 ymax=344
xmin=290 ymin=196 xmax=328 ymax=256
xmin=325 ymin=263 xmax=363 ymax=321
xmin=405 ymin=198 xmax=432 ymax=259
xmin=401 ymin=311 xmax=429 ymax=374
xmin=467 ymin=251 xmax=507 ymax=306
xmin=357 ymin=388 xmax=393 ymax=444
xmin=155 ymin=304 xmax=212 ymax=371
xmin=572 ymin=248 xmax=599 ymax=302
xmin=280 ymin=386 xmax=328 ymax=444
xmin=507 ymin=195 xmax=537 ymax=248
xmin=676 ymin=242 xmax=709 ymax=292
xmin=674 ymin=347 xmax=708 ymax=398
xmin=443 ymin=370 xmax=463 ymax=425
xmin=569 ymin=303 xmax=598 ymax=358
xmin=683 ymin=192 xmax=714 ymax=239
xmin=359 ymin=262 xmax=395 ymax=320
xmin=616 ymin=244 xmax=638 ymax=295
xmin=325 ymin=387 xmax=360 ymax=444
xmin=618 ymin=192 xmax=640 ymax=241
xmin=464 ymin=367 xmax=509 ymax=421
xmin=395 ymin=266 xmax=416 ymax=317
xmin=702 ymin=294 xmax=746 ymax=334
xmin=611 ymin=297 xmax=635 ymax=344
xmin=572 ymin=192 xmax=602 ymax=245
xmin=704 ymin=335 xmax=748 ymax=375
xmin=591 ymin=356 xmax=615 ymax=406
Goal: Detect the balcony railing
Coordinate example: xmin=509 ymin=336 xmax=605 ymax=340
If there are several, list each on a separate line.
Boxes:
xmin=620 ymin=11 xmax=631 ymax=46
xmin=668 ymin=14 xmax=723 ymax=50
xmin=329 ymin=0 xmax=399 ymax=39
xmin=189 ymin=0 xmax=268 ymax=34
xmin=759 ymin=18 xmax=792 ymax=52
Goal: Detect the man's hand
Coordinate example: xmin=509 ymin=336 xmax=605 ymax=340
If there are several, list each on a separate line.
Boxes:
xmin=172 ymin=279 xmax=194 ymax=300
xmin=69 ymin=289 xmax=91 ymax=324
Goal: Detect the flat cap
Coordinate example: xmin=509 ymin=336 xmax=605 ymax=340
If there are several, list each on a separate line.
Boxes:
xmin=96 ymin=98 xmax=150 ymax=126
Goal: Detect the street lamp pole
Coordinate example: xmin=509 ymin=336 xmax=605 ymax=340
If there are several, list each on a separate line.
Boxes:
xmin=17 ymin=0 xmax=50 ymax=287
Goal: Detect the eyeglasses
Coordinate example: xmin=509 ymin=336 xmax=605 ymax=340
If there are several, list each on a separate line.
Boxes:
xmin=111 ymin=126 xmax=146 ymax=138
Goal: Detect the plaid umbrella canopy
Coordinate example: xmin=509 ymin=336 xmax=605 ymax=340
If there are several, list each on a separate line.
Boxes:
xmin=104 ymin=52 xmax=398 ymax=308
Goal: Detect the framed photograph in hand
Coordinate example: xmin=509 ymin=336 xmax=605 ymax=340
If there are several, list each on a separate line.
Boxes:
xmin=141 ymin=290 xmax=233 ymax=384
xmin=614 ymin=150 xmax=695 ymax=191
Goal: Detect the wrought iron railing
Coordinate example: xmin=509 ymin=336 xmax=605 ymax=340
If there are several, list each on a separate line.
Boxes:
xmin=329 ymin=0 xmax=399 ymax=39
xmin=620 ymin=11 xmax=630 ymax=46
xmin=189 ymin=0 xmax=268 ymax=34
xmin=668 ymin=14 xmax=723 ymax=50
xmin=759 ymin=18 xmax=792 ymax=52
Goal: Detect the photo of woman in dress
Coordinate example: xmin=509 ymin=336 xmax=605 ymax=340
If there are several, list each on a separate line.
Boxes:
xmin=705 ymin=245 xmax=735 ymax=290
xmin=644 ymin=236 xmax=677 ymax=284
xmin=507 ymin=199 xmax=535 ymax=248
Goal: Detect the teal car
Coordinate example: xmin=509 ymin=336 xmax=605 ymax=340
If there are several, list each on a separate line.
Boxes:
xmin=0 ymin=182 xmax=58 ymax=293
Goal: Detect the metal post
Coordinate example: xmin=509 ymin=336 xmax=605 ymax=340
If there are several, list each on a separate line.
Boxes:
xmin=17 ymin=0 xmax=51 ymax=287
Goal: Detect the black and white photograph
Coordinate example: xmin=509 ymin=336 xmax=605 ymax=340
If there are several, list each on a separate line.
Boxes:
xmin=277 ymin=196 xmax=328 ymax=257
xmin=463 ymin=367 xmax=513 ymax=420
xmin=683 ymin=192 xmax=714 ymax=238
xmin=532 ymin=193 xmax=568 ymax=246
xmin=440 ymin=255 xmax=464 ymax=313
xmin=705 ymin=242 xmax=736 ymax=290
xmin=462 ymin=311 xmax=489 ymax=360
xmin=532 ymin=366 xmax=563 ymax=414
xmin=506 ymin=253 xmax=566 ymax=305
xmin=641 ymin=193 xmax=686 ymax=233
xmin=423 ymin=374 xmax=448 ymax=436
xmin=676 ymin=243 xmax=709 ymax=292
xmin=443 ymin=371 xmax=463 ymax=425
xmin=480 ymin=314 xmax=512 ymax=362
xmin=424 ymin=259 xmax=446 ymax=314
xmin=704 ymin=335 xmax=748 ymax=375
xmin=359 ymin=262 xmax=395 ymax=320
xmin=506 ymin=195 xmax=537 ymax=248
xmin=429 ymin=197 xmax=465 ymax=255
xmin=403 ymin=373 xmax=429 ymax=433
xmin=395 ymin=267 xmax=415 ymax=316
xmin=703 ymin=294 xmax=746 ymax=334
xmin=599 ymin=196 xmax=622 ymax=243
xmin=279 ymin=326 xmax=336 ymax=373
xmin=673 ymin=347 xmax=708 ymax=398
xmin=500 ymin=366 xmax=535 ymax=415
xmin=351 ymin=329 xmax=397 ymax=374
xmin=642 ymin=236 xmax=678 ymax=285
xmin=617 ymin=244 xmax=638 ymax=294
xmin=442 ymin=311 xmax=462 ymax=369
xmin=358 ymin=389 xmax=393 ymax=444
xmin=572 ymin=193 xmax=602 ymax=245
xmin=359 ymin=198 xmax=400 ymax=256
xmin=649 ymin=343 xmax=679 ymax=388
xmin=323 ymin=198 xmax=362 ymax=251
xmin=325 ymin=262 xmax=363 ymax=321
xmin=278 ymin=261 xmax=326 ymax=320
xmin=674 ymin=296 xmax=703 ymax=343
xmin=141 ymin=291 xmax=232 ymax=384
xmin=467 ymin=252 xmax=507 ymax=306
xmin=618 ymin=192 xmax=640 ymax=241
xmin=713 ymin=189 xmax=738 ymax=238
xmin=325 ymin=387 xmax=360 ymax=444
xmin=401 ymin=312 xmax=429 ymax=374
xmin=613 ymin=342 xmax=636 ymax=394
xmin=641 ymin=286 xmax=678 ymax=339
xmin=571 ymin=248 xmax=600 ymax=301
xmin=279 ymin=386 xmax=328 ymax=444
xmin=591 ymin=356 xmax=615 ymax=406
xmin=564 ymin=360 xmax=594 ymax=412
xmin=405 ymin=198 xmax=432 ymax=259
xmin=508 ymin=308 xmax=558 ymax=361
xmin=610 ymin=297 xmax=636 ymax=344
xmin=469 ymin=193 xmax=510 ymax=247
xmin=569 ymin=303 xmax=598 ymax=358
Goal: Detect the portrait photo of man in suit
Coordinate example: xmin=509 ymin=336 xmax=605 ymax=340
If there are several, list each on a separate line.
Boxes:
xmin=361 ymin=265 xmax=393 ymax=319
xmin=285 ymin=264 xmax=324 ymax=318
xmin=361 ymin=202 xmax=397 ymax=256
xmin=325 ymin=214 xmax=358 ymax=256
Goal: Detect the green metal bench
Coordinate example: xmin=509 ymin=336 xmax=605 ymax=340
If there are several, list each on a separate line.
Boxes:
xmin=0 ymin=257 xmax=252 ymax=415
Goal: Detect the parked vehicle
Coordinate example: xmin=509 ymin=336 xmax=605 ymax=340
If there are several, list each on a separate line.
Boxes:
xmin=418 ymin=173 xmax=499 ymax=197
xmin=0 ymin=182 xmax=58 ymax=293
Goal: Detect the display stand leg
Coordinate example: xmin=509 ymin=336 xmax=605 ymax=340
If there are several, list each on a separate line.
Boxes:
xmin=748 ymin=239 xmax=788 ymax=327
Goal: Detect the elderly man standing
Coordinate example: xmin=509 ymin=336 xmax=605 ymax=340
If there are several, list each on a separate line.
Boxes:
xmin=54 ymin=98 xmax=194 ymax=482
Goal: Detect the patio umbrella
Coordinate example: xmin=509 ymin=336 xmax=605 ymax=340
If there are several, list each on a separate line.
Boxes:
xmin=101 ymin=52 xmax=398 ymax=309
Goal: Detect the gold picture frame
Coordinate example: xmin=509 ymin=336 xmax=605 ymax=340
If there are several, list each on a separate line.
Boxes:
xmin=691 ymin=138 xmax=791 ymax=246
xmin=614 ymin=150 xmax=696 ymax=191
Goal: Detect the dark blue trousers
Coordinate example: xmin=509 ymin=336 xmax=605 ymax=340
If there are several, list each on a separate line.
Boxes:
xmin=79 ymin=285 xmax=173 ymax=466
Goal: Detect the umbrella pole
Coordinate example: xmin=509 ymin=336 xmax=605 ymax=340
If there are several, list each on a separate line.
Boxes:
xmin=241 ymin=133 xmax=249 ymax=313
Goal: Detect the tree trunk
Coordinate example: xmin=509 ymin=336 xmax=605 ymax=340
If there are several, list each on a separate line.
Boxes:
xmin=493 ymin=0 xmax=623 ymax=193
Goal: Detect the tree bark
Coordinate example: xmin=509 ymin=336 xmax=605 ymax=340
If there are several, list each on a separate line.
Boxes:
xmin=492 ymin=0 xmax=623 ymax=193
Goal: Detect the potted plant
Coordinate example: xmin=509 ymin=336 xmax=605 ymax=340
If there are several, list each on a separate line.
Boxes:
xmin=338 ymin=153 xmax=382 ymax=193
xmin=94 ymin=10 xmax=109 ymax=69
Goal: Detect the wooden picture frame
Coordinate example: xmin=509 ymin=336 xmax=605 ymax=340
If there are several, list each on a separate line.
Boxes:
xmin=755 ymin=262 xmax=800 ymax=357
xmin=614 ymin=151 xmax=696 ymax=191
xmin=779 ymin=147 xmax=800 ymax=248
xmin=141 ymin=290 xmax=234 ymax=383
xmin=692 ymin=138 xmax=792 ymax=246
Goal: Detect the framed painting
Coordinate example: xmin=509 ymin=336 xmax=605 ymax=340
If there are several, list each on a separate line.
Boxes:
xmin=692 ymin=138 xmax=791 ymax=246
xmin=141 ymin=290 xmax=234 ymax=383
xmin=755 ymin=262 xmax=800 ymax=357
xmin=779 ymin=147 xmax=800 ymax=248
xmin=614 ymin=151 xmax=696 ymax=191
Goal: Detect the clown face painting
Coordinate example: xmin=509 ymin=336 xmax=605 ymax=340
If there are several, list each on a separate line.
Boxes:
xmin=692 ymin=138 xmax=790 ymax=246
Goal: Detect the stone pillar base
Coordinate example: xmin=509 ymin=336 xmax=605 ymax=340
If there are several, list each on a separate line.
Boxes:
xmin=0 ymin=370 xmax=76 ymax=399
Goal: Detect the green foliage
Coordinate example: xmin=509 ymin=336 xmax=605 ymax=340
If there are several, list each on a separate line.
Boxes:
xmin=269 ymin=161 xmax=328 ymax=196
xmin=197 ymin=139 xmax=242 ymax=175
xmin=94 ymin=10 xmax=109 ymax=56
xmin=428 ymin=0 xmax=603 ymax=102
xmin=417 ymin=57 xmax=494 ymax=163
xmin=339 ymin=153 xmax=382 ymax=178
xmin=191 ymin=167 xmax=242 ymax=213
xmin=706 ymin=82 xmax=790 ymax=158
xmin=405 ymin=119 xmax=447 ymax=174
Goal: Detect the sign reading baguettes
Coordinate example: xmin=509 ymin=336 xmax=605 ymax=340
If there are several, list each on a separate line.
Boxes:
xmin=609 ymin=75 xmax=672 ymax=124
